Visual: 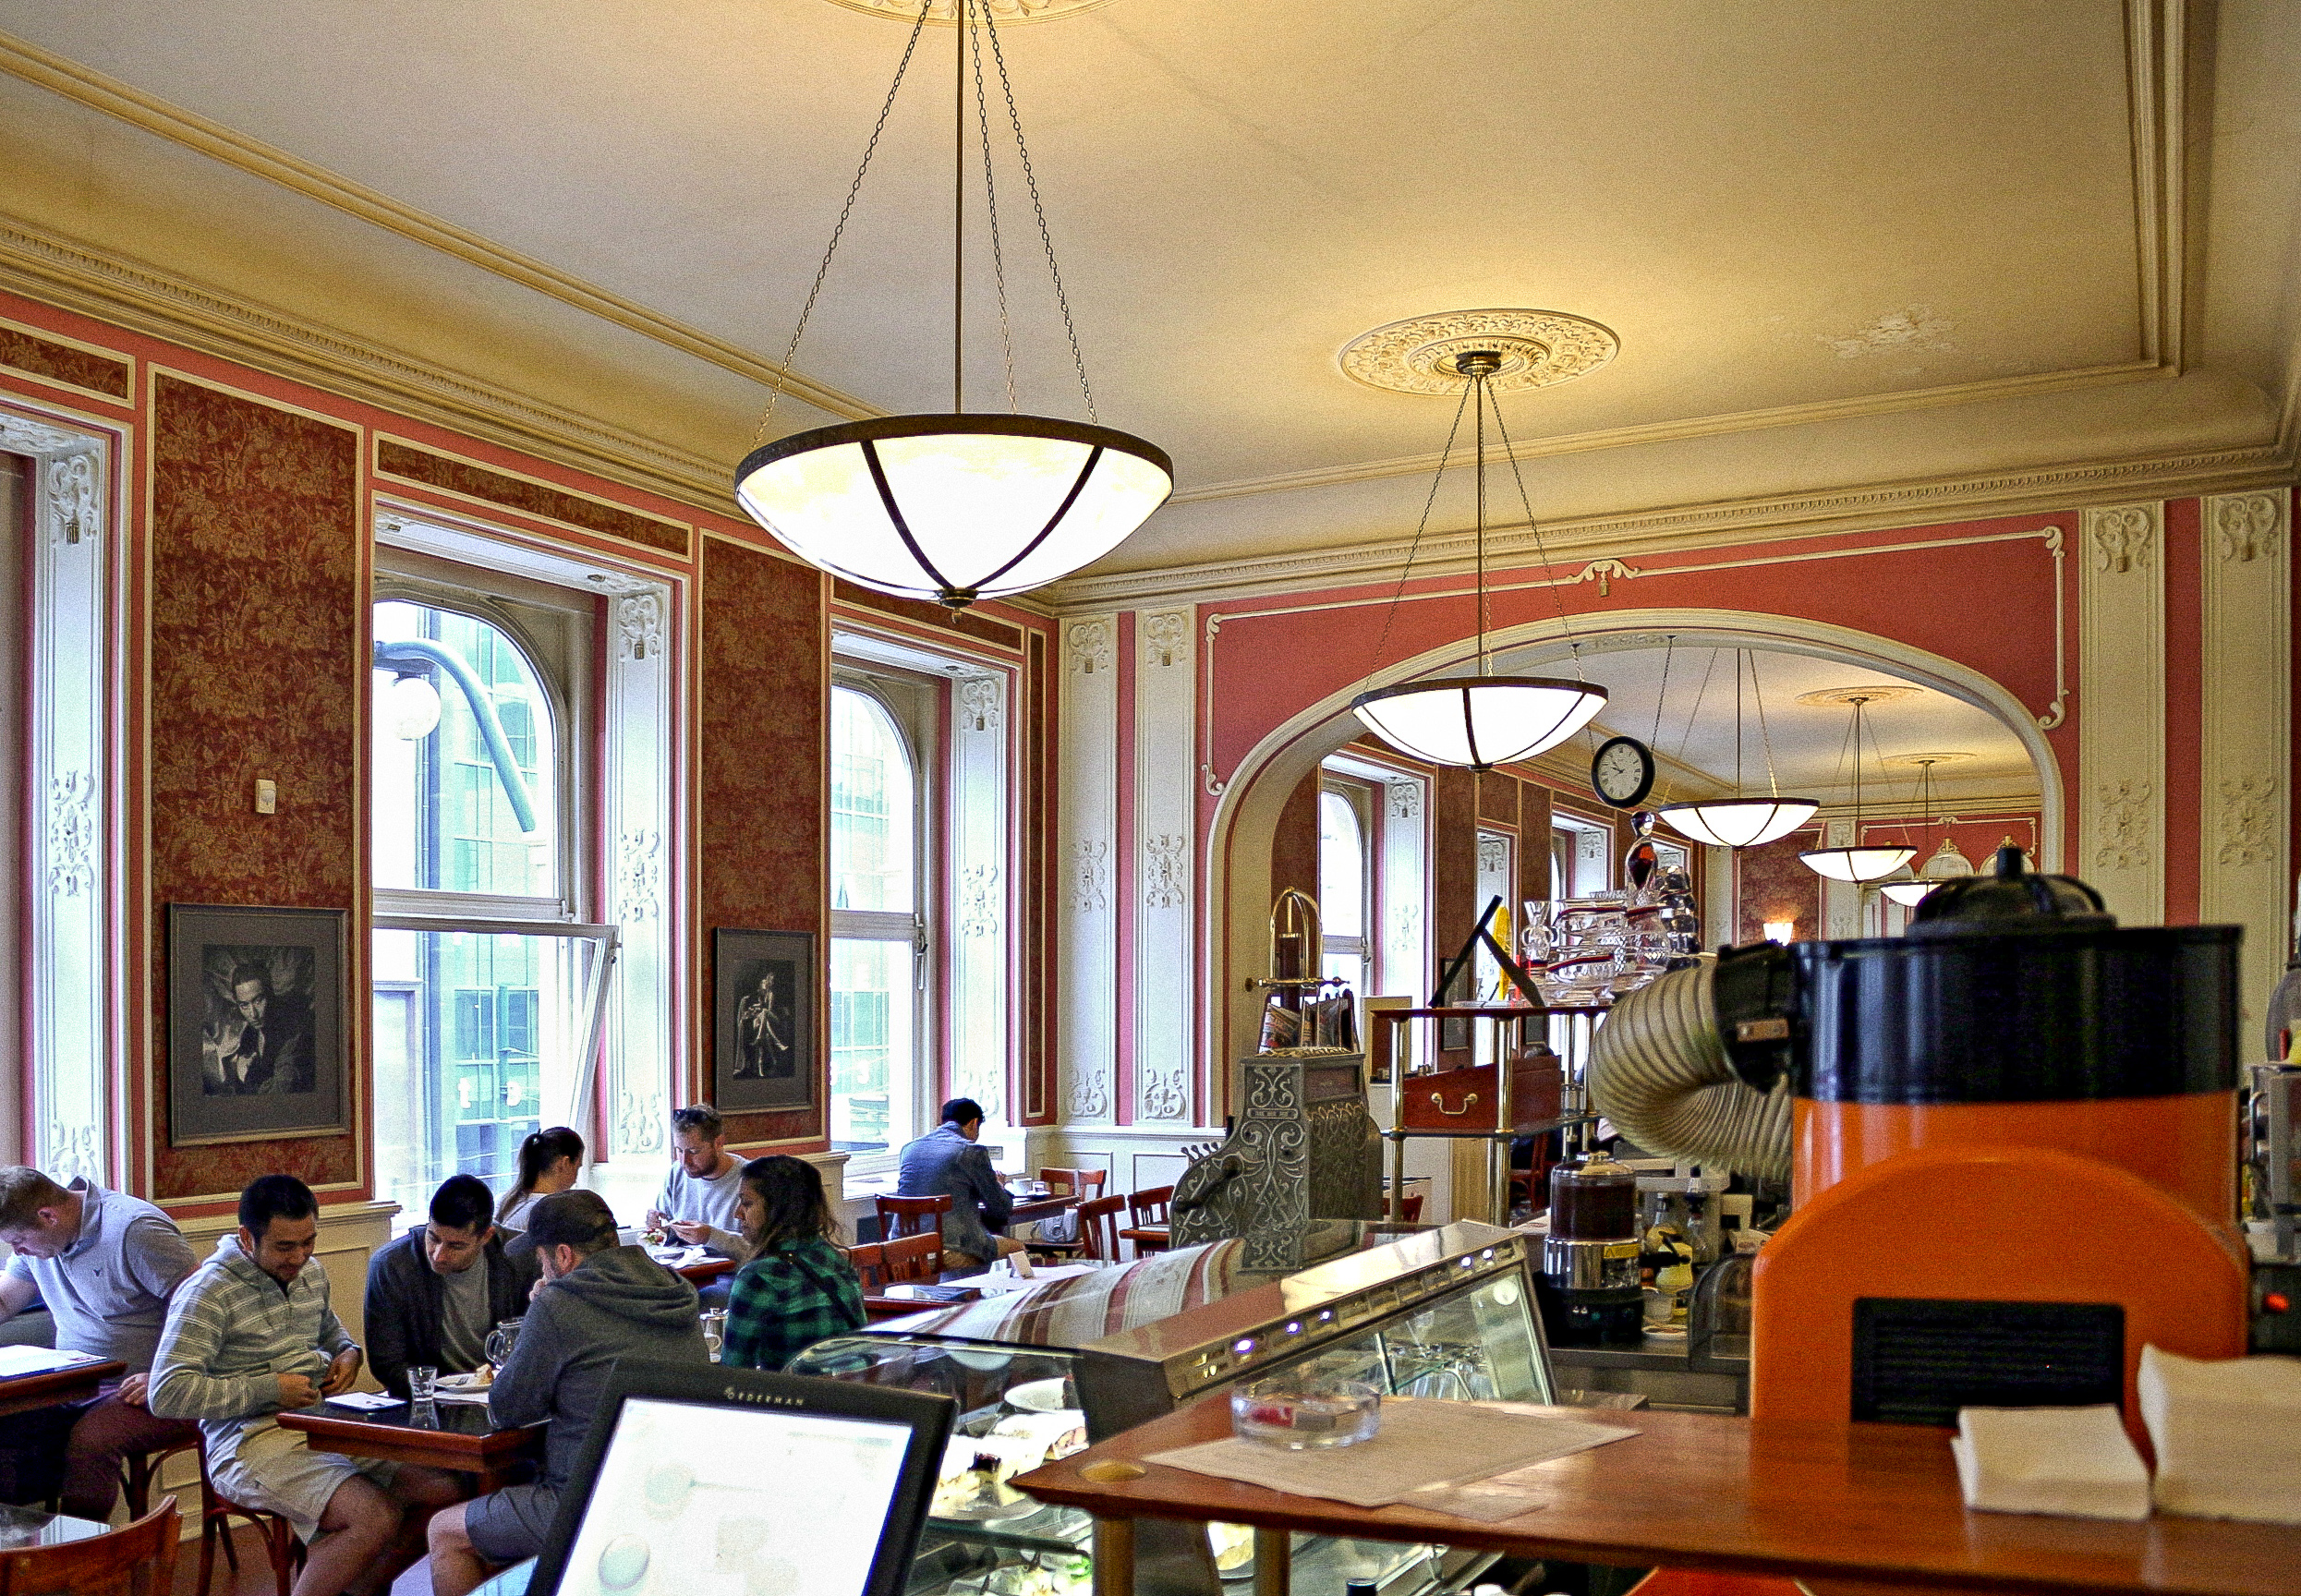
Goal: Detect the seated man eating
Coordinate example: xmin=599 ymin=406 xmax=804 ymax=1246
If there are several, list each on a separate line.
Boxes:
xmin=362 ymin=1173 xmax=537 ymax=1398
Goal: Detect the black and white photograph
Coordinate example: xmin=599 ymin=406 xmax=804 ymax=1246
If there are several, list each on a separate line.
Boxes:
xmin=713 ymin=928 xmax=814 ymax=1112
xmin=169 ymin=903 xmax=348 ymax=1144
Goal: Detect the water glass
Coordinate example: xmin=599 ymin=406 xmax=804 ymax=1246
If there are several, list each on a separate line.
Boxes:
xmin=1229 ymin=1375 xmax=1381 ymax=1450
xmin=699 ymin=1309 xmax=728 ymax=1358
xmin=406 ymin=1365 xmax=437 ymax=1404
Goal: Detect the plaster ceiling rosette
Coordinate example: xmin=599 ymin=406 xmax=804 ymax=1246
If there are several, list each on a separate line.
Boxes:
xmin=1339 ymin=308 xmax=1620 ymax=396
xmin=821 ymin=0 xmax=1117 ymax=22
xmin=1793 ymin=683 xmax=1925 ymax=707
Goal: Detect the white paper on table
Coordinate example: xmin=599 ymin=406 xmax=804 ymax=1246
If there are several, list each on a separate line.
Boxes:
xmin=1950 ymin=1406 xmax=2150 ymax=1521
xmin=325 ymin=1391 xmax=402 ymax=1412
xmin=0 ymin=1346 xmax=101 ymax=1377
xmin=430 ymin=1388 xmax=492 ymax=1406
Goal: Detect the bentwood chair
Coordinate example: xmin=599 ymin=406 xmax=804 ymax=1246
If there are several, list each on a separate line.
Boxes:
xmin=1074 ymin=1194 xmax=1127 ymax=1263
xmin=878 ymin=1230 xmax=944 ymax=1285
xmin=119 ymin=1429 xmax=200 ymax=1519
xmin=874 ymin=1194 xmax=951 ymax=1245
xmin=1120 ymin=1185 xmax=1174 ymax=1257
xmin=0 ymin=1496 xmax=178 ymax=1596
xmin=1030 ymin=1168 xmax=1108 ymax=1258
xmin=194 ymin=1442 xmax=305 ymax=1596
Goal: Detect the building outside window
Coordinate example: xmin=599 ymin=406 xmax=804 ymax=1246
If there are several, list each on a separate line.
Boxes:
xmin=1318 ymin=782 xmax=1373 ymax=994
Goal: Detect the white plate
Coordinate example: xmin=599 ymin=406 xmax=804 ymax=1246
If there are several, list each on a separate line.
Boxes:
xmin=1004 ymin=1377 xmax=1075 ymax=1413
xmin=436 ymin=1372 xmax=492 ymax=1392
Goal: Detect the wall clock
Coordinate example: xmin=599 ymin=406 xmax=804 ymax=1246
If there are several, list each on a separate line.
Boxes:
xmin=1591 ymin=734 xmax=1656 ymax=810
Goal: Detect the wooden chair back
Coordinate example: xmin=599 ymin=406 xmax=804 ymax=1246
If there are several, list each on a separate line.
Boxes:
xmin=0 ymin=1497 xmax=178 ymax=1596
xmin=1038 ymin=1167 xmax=1107 ymax=1198
xmin=1127 ymin=1185 xmax=1174 ymax=1227
xmin=879 ymin=1229 xmax=944 ymax=1285
xmin=843 ymin=1241 xmax=886 ymax=1292
xmin=875 ymin=1193 xmax=951 ymax=1242
xmin=1399 ymin=1191 xmax=1426 ymax=1223
xmin=1075 ymin=1194 xmax=1126 ymax=1262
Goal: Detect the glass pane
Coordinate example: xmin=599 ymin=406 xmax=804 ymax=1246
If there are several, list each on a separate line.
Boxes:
xmin=371 ymin=928 xmax=600 ymax=1222
xmin=830 ymin=936 xmax=916 ymax=1155
xmin=830 ymin=688 xmax=915 ymax=913
xmin=372 ymin=599 xmax=558 ymax=899
xmin=1318 ymin=790 xmax=1364 ymax=939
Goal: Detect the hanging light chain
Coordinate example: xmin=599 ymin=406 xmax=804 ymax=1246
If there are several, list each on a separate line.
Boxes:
xmin=1361 ymin=381 xmax=1473 ymax=683
xmin=1488 ymin=401 xmax=1589 ymax=683
xmin=752 ymin=0 xmax=936 ymax=446
xmin=965 ymin=0 xmax=1021 ymax=412
xmin=982 ymin=16 xmax=1098 ymax=423
xmin=1750 ymin=651 xmax=1786 ymax=799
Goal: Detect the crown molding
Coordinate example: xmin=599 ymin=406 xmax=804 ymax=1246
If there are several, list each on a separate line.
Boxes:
xmin=0 ymin=27 xmax=878 ymax=426
xmin=1047 ymin=441 xmax=2294 ymax=611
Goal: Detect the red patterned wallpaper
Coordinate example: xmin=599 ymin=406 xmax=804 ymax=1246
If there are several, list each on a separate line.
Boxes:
xmin=151 ymin=376 xmax=362 ymax=1201
xmin=699 ymin=537 xmax=828 ymax=1147
xmin=376 ymin=440 xmax=690 ymax=557
xmin=1736 ymin=828 xmax=1825 ymax=944
xmin=0 ymin=325 xmax=130 ymax=398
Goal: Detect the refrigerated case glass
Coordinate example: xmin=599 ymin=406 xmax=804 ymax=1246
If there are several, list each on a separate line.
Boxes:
xmin=789 ymin=1222 xmax=1551 ymax=1596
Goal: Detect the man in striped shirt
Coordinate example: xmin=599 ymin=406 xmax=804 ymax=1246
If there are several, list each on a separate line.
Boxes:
xmin=152 ymin=1176 xmax=459 ymax=1596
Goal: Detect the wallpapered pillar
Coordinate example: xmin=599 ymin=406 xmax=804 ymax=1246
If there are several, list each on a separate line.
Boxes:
xmin=2078 ymin=502 xmax=2167 ymax=925
xmin=1131 ymin=607 xmax=1197 ymax=1124
xmin=2199 ymin=491 xmax=2291 ymax=1018
xmin=150 ymin=375 xmax=363 ymax=1203
xmin=698 ymin=536 xmax=827 ymax=1146
xmin=1057 ymin=613 xmax=1119 ymax=1124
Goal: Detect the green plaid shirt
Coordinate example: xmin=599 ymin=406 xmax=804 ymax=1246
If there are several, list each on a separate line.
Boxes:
xmin=719 ymin=1238 xmax=866 ymax=1372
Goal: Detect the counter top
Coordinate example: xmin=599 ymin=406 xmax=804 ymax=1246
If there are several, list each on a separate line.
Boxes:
xmin=1014 ymin=1396 xmax=2301 ymax=1596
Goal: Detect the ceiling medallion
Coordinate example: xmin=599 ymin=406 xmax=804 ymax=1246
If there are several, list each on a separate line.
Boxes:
xmin=1880 ymin=749 xmax=1977 ymax=767
xmin=1339 ymin=308 xmax=1620 ymax=396
xmin=822 ymin=0 xmax=1115 ymax=23
xmin=1793 ymin=683 xmax=1923 ymax=707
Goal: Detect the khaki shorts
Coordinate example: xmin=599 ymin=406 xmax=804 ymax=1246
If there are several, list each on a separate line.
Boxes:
xmin=212 ymin=1421 xmax=400 ymax=1545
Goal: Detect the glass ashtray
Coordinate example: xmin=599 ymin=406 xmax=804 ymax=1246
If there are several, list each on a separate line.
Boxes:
xmin=1229 ymin=1377 xmax=1380 ymax=1450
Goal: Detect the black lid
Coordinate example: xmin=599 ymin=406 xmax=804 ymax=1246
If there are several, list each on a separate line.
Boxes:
xmin=1906 ymin=845 xmax=2113 ymax=938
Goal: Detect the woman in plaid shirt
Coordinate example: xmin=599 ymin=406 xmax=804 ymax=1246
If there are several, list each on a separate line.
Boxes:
xmin=720 ymin=1156 xmax=866 ymax=1371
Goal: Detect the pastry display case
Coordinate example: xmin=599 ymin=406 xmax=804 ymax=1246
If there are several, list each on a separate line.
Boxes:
xmin=788 ymin=1220 xmax=1555 ymax=1596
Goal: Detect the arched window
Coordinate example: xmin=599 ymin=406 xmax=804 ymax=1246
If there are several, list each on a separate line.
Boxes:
xmin=830 ymin=681 xmax=926 ymax=1156
xmin=1319 ymin=784 xmax=1371 ymax=992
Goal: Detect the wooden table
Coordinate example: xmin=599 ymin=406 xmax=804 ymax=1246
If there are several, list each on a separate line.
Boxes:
xmin=0 ymin=1359 xmax=124 ymax=1420
xmin=278 ymin=1399 xmax=544 ymax=1492
xmin=1009 ymin=1192 xmax=1077 ymax=1228
xmin=1014 ymin=1396 xmax=2301 ymax=1596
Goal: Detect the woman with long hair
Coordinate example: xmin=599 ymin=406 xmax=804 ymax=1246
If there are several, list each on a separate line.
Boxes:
xmin=718 ymin=1155 xmax=865 ymax=1370
xmin=497 ymin=1126 xmax=584 ymax=1231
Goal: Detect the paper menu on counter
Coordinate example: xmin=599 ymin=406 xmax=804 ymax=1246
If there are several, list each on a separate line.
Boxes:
xmin=1144 ymin=1398 xmax=1636 ymax=1509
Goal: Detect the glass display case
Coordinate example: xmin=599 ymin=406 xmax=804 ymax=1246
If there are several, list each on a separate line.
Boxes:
xmin=789 ymin=1221 xmax=1554 ymax=1596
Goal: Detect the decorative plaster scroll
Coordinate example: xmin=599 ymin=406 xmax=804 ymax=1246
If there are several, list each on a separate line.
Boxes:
xmin=1338 ymin=308 xmax=1619 ymax=396
xmin=959 ymin=864 xmax=1000 ymax=936
xmin=2089 ymin=508 xmax=2154 ymax=574
xmin=1142 ymin=610 xmax=1190 ymax=668
xmin=1572 ymin=558 xmax=1637 ymax=597
xmin=2216 ymin=777 xmax=2278 ymax=868
xmin=1140 ymin=1068 xmax=1189 ymax=1122
xmin=1142 ymin=834 xmax=1187 ymax=910
xmin=617 ymin=1087 xmax=666 ymax=1156
xmin=957 ymin=674 xmax=1001 ymax=732
xmin=48 ymin=1123 xmax=101 ymax=1186
xmin=2036 ymin=526 xmax=2068 ymax=731
xmin=617 ymin=828 xmax=661 ymax=920
xmin=1387 ymin=780 xmax=1422 ymax=819
xmin=1071 ymin=839 xmax=1110 ymax=912
xmin=616 ymin=591 xmax=662 ymax=661
xmin=46 ymin=770 xmax=94 ymax=896
xmin=2094 ymin=781 xmax=2154 ymax=871
xmin=1065 ymin=1069 xmax=1111 ymax=1121
xmin=1065 ymin=620 xmax=1112 ymax=675
xmin=0 ymin=416 xmax=85 ymax=454
xmin=2213 ymin=493 xmax=2282 ymax=564
xmin=1477 ymin=833 xmax=1509 ymax=875
xmin=45 ymin=453 xmax=97 ymax=545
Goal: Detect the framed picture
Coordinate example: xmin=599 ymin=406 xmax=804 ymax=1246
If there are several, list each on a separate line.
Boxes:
xmin=713 ymin=929 xmax=816 ymax=1112
xmin=168 ymin=904 xmax=349 ymax=1146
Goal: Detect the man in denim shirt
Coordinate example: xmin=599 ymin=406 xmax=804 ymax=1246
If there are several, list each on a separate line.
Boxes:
xmin=895 ymin=1098 xmax=1019 ymax=1269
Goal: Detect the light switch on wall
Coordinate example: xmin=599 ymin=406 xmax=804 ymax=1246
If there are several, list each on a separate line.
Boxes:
xmin=254 ymin=778 xmax=277 ymax=815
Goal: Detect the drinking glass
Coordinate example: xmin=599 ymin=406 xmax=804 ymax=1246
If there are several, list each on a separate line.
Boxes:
xmin=406 ymin=1365 xmax=437 ymax=1404
xmin=699 ymin=1309 xmax=728 ymax=1359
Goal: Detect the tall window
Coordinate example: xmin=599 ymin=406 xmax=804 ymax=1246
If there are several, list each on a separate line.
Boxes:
xmin=372 ymin=579 xmax=612 ymax=1221
xmin=830 ymin=678 xmax=929 ymax=1162
xmin=1318 ymin=784 xmax=1372 ymax=993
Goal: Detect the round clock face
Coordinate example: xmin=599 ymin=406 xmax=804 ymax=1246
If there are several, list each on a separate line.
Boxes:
xmin=1591 ymin=735 xmax=1657 ymax=809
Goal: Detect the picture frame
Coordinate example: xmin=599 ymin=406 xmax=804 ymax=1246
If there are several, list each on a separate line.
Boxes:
xmin=713 ymin=928 xmax=816 ymax=1112
xmin=168 ymin=903 xmax=349 ymax=1146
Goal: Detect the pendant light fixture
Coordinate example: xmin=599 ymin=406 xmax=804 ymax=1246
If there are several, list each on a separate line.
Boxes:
xmin=1656 ymin=651 xmax=1819 ymax=849
xmin=1349 ymin=351 xmax=1606 ymax=769
xmin=1881 ymin=758 xmax=1977 ymax=905
xmin=733 ymin=0 xmax=1170 ymax=608
xmin=1799 ymin=692 xmax=1917 ymax=883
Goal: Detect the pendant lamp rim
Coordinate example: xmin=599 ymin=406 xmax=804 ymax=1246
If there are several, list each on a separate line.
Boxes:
xmin=1350 ymin=675 xmax=1608 ymax=773
xmin=737 ymin=410 xmax=1174 ymax=485
xmin=1350 ymin=674 xmax=1606 ymax=711
xmin=1798 ymin=843 xmax=1919 ymax=883
xmin=1653 ymin=795 xmax=1823 ymax=849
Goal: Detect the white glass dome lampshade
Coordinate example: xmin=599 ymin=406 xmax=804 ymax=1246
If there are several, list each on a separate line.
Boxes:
xmin=1351 ymin=676 xmax=1607 ymax=771
xmin=1800 ymin=844 xmax=1917 ymax=884
xmin=1656 ymin=797 xmax=1820 ymax=850
xmin=735 ymin=415 xmax=1172 ymax=609
xmin=1879 ymin=877 xmax=1936 ymax=907
xmin=378 ymin=671 xmax=442 ymax=742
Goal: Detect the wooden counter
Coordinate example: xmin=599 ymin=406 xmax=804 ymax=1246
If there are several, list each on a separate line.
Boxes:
xmin=1014 ymin=1397 xmax=2301 ymax=1596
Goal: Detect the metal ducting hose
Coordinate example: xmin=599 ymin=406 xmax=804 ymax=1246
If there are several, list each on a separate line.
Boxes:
xmin=1588 ymin=960 xmax=1794 ymax=1180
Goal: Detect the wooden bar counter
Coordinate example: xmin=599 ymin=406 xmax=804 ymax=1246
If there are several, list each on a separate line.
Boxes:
xmin=1014 ymin=1397 xmax=2301 ymax=1596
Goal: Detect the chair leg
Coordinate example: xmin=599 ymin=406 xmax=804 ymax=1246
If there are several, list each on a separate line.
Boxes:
xmin=196 ymin=1515 xmax=218 ymax=1596
xmin=267 ymin=1516 xmax=299 ymax=1596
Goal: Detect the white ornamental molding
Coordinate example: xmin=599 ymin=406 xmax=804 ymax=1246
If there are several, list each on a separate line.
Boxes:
xmin=1339 ymin=308 xmax=1620 ymax=396
xmin=824 ymin=0 xmax=1115 ymax=23
xmin=616 ymin=591 xmax=664 ymax=661
xmin=2094 ymin=780 xmax=2154 ymax=870
xmin=1071 ymin=839 xmax=1110 ymax=913
xmin=1387 ymin=780 xmax=1422 ymax=819
xmin=2089 ymin=508 xmax=2155 ymax=574
xmin=2216 ymin=776 xmax=2279 ymax=868
xmin=45 ymin=453 xmax=98 ymax=545
xmin=0 ymin=417 xmax=85 ymax=454
xmin=46 ymin=1122 xmax=101 ymax=1186
xmin=1065 ymin=1069 xmax=1112 ymax=1121
xmin=2214 ymin=493 xmax=2283 ymax=564
xmin=1477 ymin=834 xmax=1509 ymax=875
xmin=617 ymin=828 xmax=661 ymax=920
xmin=45 ymin=770 xmax=95 ymax=896
xmin=1140 ymin=1068 xmax=1189 ymax=1122
xmin=1142 ymin=834 xmax=1188 ymax=910
xmin=616 ymin=1087 xmax=666 ymax=1155
xmin=1141 ymin=611 xmax=1190 ymax=669
xmin=1065 ymin=620 xmax=1112 ymax=675
xmin=957 ymin=674 xmax=1001 ymax=732
xmin=960 ymin=864 xmax=1000 ymax=936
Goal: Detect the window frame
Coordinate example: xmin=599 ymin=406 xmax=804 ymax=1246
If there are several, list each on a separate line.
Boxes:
xmin=1317 ymin=777 xmax=1375 ymax=993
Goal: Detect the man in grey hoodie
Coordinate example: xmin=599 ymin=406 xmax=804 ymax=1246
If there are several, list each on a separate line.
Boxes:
xmin=429 ymin=1190 xmax=708 ymax=1596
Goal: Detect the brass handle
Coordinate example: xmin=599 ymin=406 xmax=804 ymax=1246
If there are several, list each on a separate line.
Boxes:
xmin=1429 ymin=1092 xmax=1480 ymax=1117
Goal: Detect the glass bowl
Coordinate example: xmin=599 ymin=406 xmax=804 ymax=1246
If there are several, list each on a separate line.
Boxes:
xmin=1229 ymin=1376 xmax=1381 ymax=1450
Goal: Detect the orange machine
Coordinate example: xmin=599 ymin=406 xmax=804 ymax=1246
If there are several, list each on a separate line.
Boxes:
xmin=1716 ymin=850 xmax=2247 ymax=1447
